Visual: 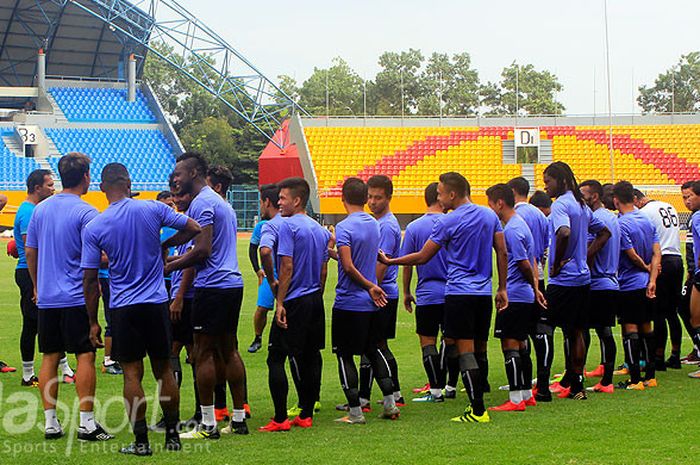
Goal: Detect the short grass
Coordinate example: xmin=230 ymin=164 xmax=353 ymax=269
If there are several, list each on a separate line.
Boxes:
xmin=0 ymin=240 xmax=697 ymax=465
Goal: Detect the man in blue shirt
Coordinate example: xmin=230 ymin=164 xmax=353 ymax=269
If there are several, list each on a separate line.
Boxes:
xmin=168 ymin=153 xmax=248 ymax=438
xmin=380 ymin=172 xmax=508 ymax=424
xmin=82 ymin=163 xmax=201 ymax=455
xmin=680 ymin=181 xmax=700 ymax=369
xmin=13 ymin=169 xmax=75 ymax=387
xmin=362 ymin=175 xmax=403 ymax=406
xmin=508 ymin=177 xmax=554 ymax=401
xmin=401 ymin=183 xmax=455 ymax=403
xmin=542 ymin=162 xmax=610 ymax=400
xmin=157 ymin=190 xmax=177 ymax=294
xmin=25 ymin=153 xmax=111 ymax=442
xmin=333 ymin=177 xmax=397 ymax=425
xmin=486 ymin=184 xmax=545 ymax=412
xmin=613 ymin=181 xmax=661 ymax=390
xmin=259 ymin=177 xmax=330 ymax=432
xmin=580 ymin=180 xmax=620 ymax=392
xmin=247 ymin=184 xmax=279 ymax=353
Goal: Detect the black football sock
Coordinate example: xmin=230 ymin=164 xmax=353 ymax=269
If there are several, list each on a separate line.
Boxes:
xmin=384 ymin=345 xmax=400 ymax=394
xmin=133 ymin=419 xmax=149 ymax=446
xmin=459 ymin=352 xmax=484 ymax=416
xmin=623 ymin=332 xmax=642 ymax=384
xmin=422 ymin=345 xmax=442 ymax=390
xmin=596 ymin=327 xmax=616 ymax=386
xmin=214 ymin=382 xmax=227 ymax=410
xmin=560 ymin=333 xmax=572 ymax=388
xmin=519 ymin=343 xmax=533 ymax=391
xmin=642 ymin=332 xmax=656 ymax=380
xmin=437 ymin=339 xmax=448 ymax=389
xmin=171 ymin=355 xmax=182 ymax=389
xmin=191 ymin=362 xmax=201 ymax=417
xmin=533 ymin=328 xmax=554 ymax=393
xmin=297 ymin=351 xmax=322 ymax=419
xmin=474 ymin=351 xmax=489 ymax=392
xmin=267 ymin=348 xmax=289 ymax=423
xmin=504 ymin=350 xmax=522 ymax=393
xmin=337 ymin=354 xmax=360 ymax=409
xmin=445 ymin=344 xmax=460 ymax=388
xmin=367 ymin=348 xmax=394 ymax=397
xmin=164 ymin=410 xmax=179 ymax=440
xmin=358 ymin=355 xmax=373 ymax=401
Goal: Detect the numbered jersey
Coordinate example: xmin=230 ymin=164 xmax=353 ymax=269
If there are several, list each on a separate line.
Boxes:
xmin=640 ymin=200 xmax=681 ymax=256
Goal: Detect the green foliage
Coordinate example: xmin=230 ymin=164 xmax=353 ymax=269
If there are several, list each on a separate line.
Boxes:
xmin=638 ymin=52 xmax=700 ymax=113
xmin=372 ymin=49 xmax=425 ymax=115
xmin=482 ymin=62 xmax=564 ymax=116
xmin=419 ymin=52 xmax=481 ymax=116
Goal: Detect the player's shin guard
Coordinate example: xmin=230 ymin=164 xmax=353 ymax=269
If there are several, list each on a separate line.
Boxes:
xmin=191 ymin=362 xmax=201 ymax=416
xmin=298 ymin=351 xmax=322 ymax=418
xmin=445 ymin=343 xmax=460 ymax=389
xmin=642 ymin=332 xmax=656 ymax=380
xmin=337 ymin=354 xmax=360 ymax=407
xmin=358 ymin=355 xmax=373 ymax=401
xmin=533 ymin=328 xmax=554 ymax=393
xmin=474 ymin=351 xmax=489 ymax=392
xmin=504 ymin=350 xmax=522 ymax=392
xmin=596 ymin=327 xmax=616 ymax=386
xmin=459 ymin=352 xmax=485 ymax=415
xmin=171 ymin=355 xmax=182 ymax=389
xmin=437 ymin=340 xmax=448 ymax=388
xmin=385 ymin=346 xmax=401 ymax=393
xmin=422 ymin=345 xmax=442 ymax=389
xmin=519 ymin=343 xmax=533 ymax=391
xmin=267 ymin=349 xmax=289 ymax=422
xmin=368 ymin=348 xmax=394 ymax=397
xmin=560 ymin=333 xmax=573 ymax=388
xmin=623 ymin=332 xmax=642 ymax=384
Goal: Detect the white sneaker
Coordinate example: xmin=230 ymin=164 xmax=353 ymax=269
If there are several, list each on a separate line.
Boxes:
xmin=45 ymin=424 xmax=64 ymax=440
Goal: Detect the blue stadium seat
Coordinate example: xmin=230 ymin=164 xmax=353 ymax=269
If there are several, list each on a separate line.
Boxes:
xmin=48 ymin=87 xmax=158 ymax=123
xmin=45 ymin=128 xmax=176 ymax=190
xmin=0 ymin=128 xmax=42 ymax=188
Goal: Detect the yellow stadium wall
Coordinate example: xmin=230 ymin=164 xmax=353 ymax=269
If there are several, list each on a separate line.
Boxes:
xmin=0 ymin=191 xmax=162 ymax=228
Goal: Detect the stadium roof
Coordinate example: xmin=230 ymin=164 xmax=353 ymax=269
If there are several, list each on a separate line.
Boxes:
xmin=0 ymin=0 xmax=152 ymax=87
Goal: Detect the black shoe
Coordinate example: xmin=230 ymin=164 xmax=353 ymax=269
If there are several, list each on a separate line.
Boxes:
xmin=179 ymin=414 xmax=201 ymax=432
xmin=482 ymin=383 xmax=491 ymax=393
xmin=443 ymin=388 xmax=457 ymax=399
xmin=77 ymin=423 xmax=114 ymax=441
xmin=45 ymin=425 xmax=64 ymax=440
xmin=149 ymin=416 xmax=166 ymax=433
xmin=567 ymin=390 xmax=588 ymax=400
xmin=21 ymin=375 xmax=39 ymax=387
xmin=654 ymin=358 xmax=667 ymax=372
xmin=165 ymin=435 xmax=181 ymax=451
xmin=666 ymin=355 xmax=682 ymax=369
xmin=535 ymin=391 xmax=553 ymax=402
xmin=222 ymin=420 xmax=249 ymax=435
xmin=120 ymin=443 xmax=152 ymax=456
xmin=248 ymin=338 xmax=263 ymax=353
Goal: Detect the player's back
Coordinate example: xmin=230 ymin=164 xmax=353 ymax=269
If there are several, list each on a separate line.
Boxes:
xmin=514 ymin=201 xmax=549 ymax=261
xmin=504 ymin=214 xmax=535 ymax=303
xmin=640 ymin=200 xmax=681 ymax=256
xmin=26 ymin=193 xmax=97 ymax=308
xmin=588 ymin=208 xmax=620 ymax=291
xmin=618 ymin=210 xmax=658 ymax=290
xmin=334 ymin=211 xmax=380 ymax=311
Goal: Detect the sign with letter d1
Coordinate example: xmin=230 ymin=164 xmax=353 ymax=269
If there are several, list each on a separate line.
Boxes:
xmin=514 ymin=128 xmax=540 ymax=147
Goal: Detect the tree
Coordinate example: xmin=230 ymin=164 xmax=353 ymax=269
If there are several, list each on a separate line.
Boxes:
xmin=296 ymin=58 xmax=364 ymax=116
xmin=638 ymin=52 xmax=700 ymax=113
xmin=372 ymin=49 xmax=424 ymax=115
xmin=418 ymin=52 xmax=481 ymax=116
xmin=481 ymin=62 xmax=564 ymax=116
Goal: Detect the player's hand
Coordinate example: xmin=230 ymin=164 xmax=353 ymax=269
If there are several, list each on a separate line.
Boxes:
xmin=551 ymin=258 xmax=570 ymax=277
xmin=170 ymin=297 xmax=183 ymax=322
xmin=328 ymin=231 xmax=336 ymax=250
xmin=276 ymin=303 xmax=288 ymax=329
xmin=377 ymin=250 xmax=390 ymax=265
xmin=495 ymin=288 xmax=508 ymax=312
xmin=647 ymin=281 xmax=656 ymax=299
xmin=32 ymin=287 xmax=38 ymax=304
xmin=270 ymin=279 xmax=279 ymax=296
xmin=369 ymin=285 xmax=388 ymax=308
xmin=89 ymin=323 xmax=104 ymax=349
xmin=403 ymin=293 xmax=415 ymax=313
xmin=536 ymin=289 xmax=548 ymax=310
xmin=256 ymin=269 xmax=266 ymax=286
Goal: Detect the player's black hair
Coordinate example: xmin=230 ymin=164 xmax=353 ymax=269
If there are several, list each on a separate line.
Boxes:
xmin=260 ymin=183 xmax=280 ymax=209
xmin=168 ymin=172 xmax=176 ymax=190
xmin=424 ymin=182 xmax=439 ymax=206
xmin=101 ymin=162 xmax=130 ymax=187
xmin=156 ymin=190 xmax=172 ymax=201
xmin=543 ymin=161 xmax=583 ymax=204
xmin=26 ymin=169 xmax=52 ymax=194
xmin=208 ymin=165 xmax=234 ymax=193
xmin=277 ymin=177 xmax=310 ymax=207
xmin=529 ymin=190 xmax=552 ymax=209
xmin=367 ymin=175 xmax=393 ymax=198
xmin=439 ymin=172 xmax=470 ymax=198
xmin=632 ymin=188 xmax=646 ymax=201
xmin=612 ymin=181 xmax=635 ymax=204
xmin=507 ymin=177 xmax=530 ymax=197
xmin=58 ymin=152 xmax=91 ymax=188
xmin=682 ymin=180 xmax=700 ymax=196
xmin=579 ymin=179 xmax=603 ymax=198
xmin=342 ymin=177 xmax=368 ymax=206
xmin=486 ymin=183 xmax=515 ymax=208
xmin=176 ymin=151 xmax=208 ymax=179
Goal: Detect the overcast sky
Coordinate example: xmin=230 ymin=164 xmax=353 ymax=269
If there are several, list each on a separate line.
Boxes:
xmin=180 ymin=0 xmax=698 ymax=115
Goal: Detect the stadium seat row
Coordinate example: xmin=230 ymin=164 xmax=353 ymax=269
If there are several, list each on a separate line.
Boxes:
xmin=49 ymin=87 xmax=157 ymax=123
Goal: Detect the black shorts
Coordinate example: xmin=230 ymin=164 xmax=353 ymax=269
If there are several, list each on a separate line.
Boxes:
xmin=546 ymin=284 xmax=590 ymax=330
xmin=332 ymin=308 xmax=381 ymax=356
xmin=172 ymin=298 xmax=194 ymax=345
xmin=443 ymin=295 xmax=492 ymax=341
xmin=111 ymin=302 xmax=172 ymax=363
xmin=588 ymin=290 xmax=618 ymax=328
xmin=494 ymin=302 xmax=532 ymax=341
xmin=269 ymin=291 xmax=325 ymax=355
xmin=99 ymin=278 xmax=113 ymax=337
xmin=15 ymin=268 xmax=38 ymax=322
xmin=657 ymin=255 xmax=683 ymax=318
xmin=192 ymin=287 xmax=243 ymax=335
xmin=38 ymin=306 xmax=94 ymax=354
xmin=617 ymin=289 xmax=654 ymax=326
xmin=377 ymin=298 xmax=398 ymax=340
xmin=415 ymin=303 xmax=444 ymax=337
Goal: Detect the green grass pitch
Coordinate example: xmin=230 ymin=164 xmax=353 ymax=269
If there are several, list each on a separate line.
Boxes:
xmin=0 ymin=239 xmax=697 ymax=465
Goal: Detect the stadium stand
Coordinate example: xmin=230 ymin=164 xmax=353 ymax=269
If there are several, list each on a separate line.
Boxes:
xmin=0 ymin=128 xmax=42 ymax=187
xmin=49 ymin=87 xmax=157 ymax=123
